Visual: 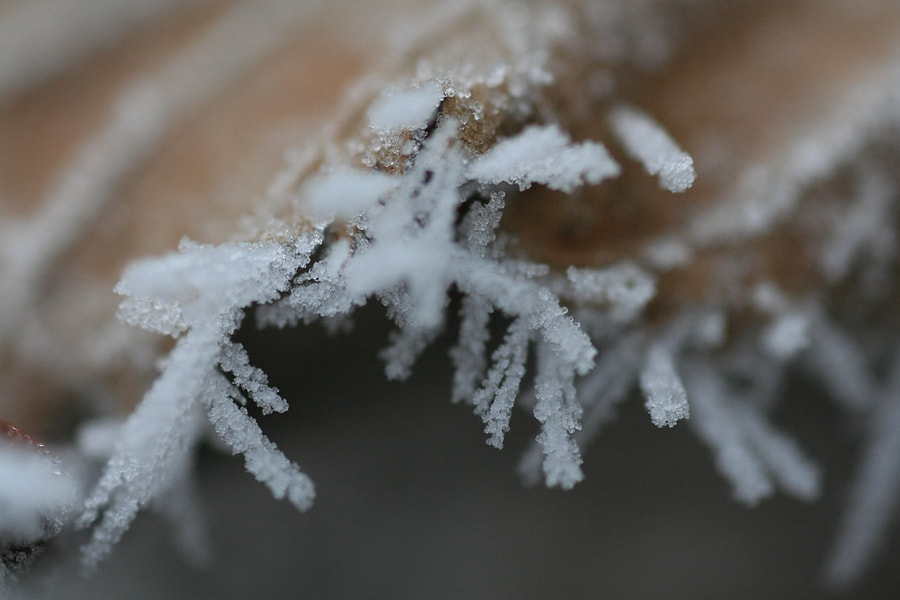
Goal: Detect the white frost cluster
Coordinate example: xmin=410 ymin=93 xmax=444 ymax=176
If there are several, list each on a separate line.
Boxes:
xmin=55 ymin=4 xmax=899 ymax=591
xmin=80 ymin=114 xmax=629 ymax=567
xmin=368 ymin=82 xmax=444 ymax=132
xmin=79 ymin=238 xmax=320 ymax=569
xmin=639 ymin=345 xmax=689 ymax=428
xmin=684 ymin=362 xmax=820 ymax=505
xmin=825 ymin=352 xmax=900 ymax=586
xmin=74 ymin=76 xmax=865 ymax=580
xmin=608 ymin=104 xmax=695 ymax=192
xmin=0 ymin=448 xmax=75 ymax=542
xmin=0 ymin=446 xmax=75 ymax=597
xmin=469 ymin=124 xmax=621 ymax=192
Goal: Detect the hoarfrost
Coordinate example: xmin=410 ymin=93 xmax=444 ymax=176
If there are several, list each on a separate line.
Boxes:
xmin=450 ymin=293 xmax=493 ymax=404
xmin=78 ymin=111 xmax=630 ymax=565
xmin=684 ymin=362 xmax=820 ymax=505
xmin=685 ymin=363 xmax=777 ymax=505
xmin=804 ymin=316 xmax=875 ymax=412
xmin=381 ymin=325 xmax=441 ymax=381
xmin=566 ymin=263 xmax=656 ymax=322
xmin=79 ymin=236 xmax=320 ymax=569
xmin=639 ymin=344 xmax=689 ymax=428
xmin=761 ymin=313 xmax=810 ymax=360
xmin=737 ymin=402 xmax=821 ymax=502
xmin=468 ymin=125 xmax=621 ymax=192
xmin=608 ymin=104 xmax=696 ymax=192
xmin=305 ymin=169 xmax=397 ymax=221
xmin=533 ymin=341 xmax=584 ymax=489
xmin=55 ymin=10 xmax=898 ymax=588
xmin=368 ymin=82 xmax=444 ymax=132
xmin=819 ymin=165 xmax=897 ymax=284
xmin=474 ymin=318 xmax=530 ymax=448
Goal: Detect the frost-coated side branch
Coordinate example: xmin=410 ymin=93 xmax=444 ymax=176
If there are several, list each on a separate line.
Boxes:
xmin=608 ymin=104 xmax=695 ymax=193
xmin=79 ymin=237 xmax=319 ymax=568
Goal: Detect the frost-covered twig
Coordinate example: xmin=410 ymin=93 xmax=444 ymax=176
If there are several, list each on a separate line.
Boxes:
xmin=2 ymin=0 xmax=900 ymax=594
xmin=79 ymin=237 xmax=319 ymax=569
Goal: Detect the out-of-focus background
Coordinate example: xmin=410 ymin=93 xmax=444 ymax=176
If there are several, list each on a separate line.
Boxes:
xmin=21 ymin=304 xmax=900 ymax=600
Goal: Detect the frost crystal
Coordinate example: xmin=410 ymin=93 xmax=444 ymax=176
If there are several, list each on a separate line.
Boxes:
xmin=608 ymin=104 xmax=696 ymax=192
xmin=79 ymin=237 xmax=320 ymax=569
xmin=14 ymin=1 xmax=898 ymax=593
xmin=78 ymin=113 xmax=626 ymax=565
xmin=683 ymin=362 xmax=820 ymax=505
xmin=305 ymin=169 xmax=397 ymax=221
xmin=639 ymin=345 xmax=689 ymax=428
xmin=368 ymin=82 xmax=444 ymax=132
xmin=468 ymin=125 xmax=621 ymax=192
xmin=826 ymin=351 xmax=900 ymax=588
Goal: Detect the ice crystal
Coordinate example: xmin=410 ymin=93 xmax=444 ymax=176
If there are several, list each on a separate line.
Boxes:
xmin=468 ymin=124 xmax=621 ymax=192
xmin=79 ymin=238 xmax=320 ymax=569
xmin=79 ymin=115 xmax=614 ymax=566
xmin=368 ymin=82 xmax=444 ymax=133
xmin=639 ymin=344 xmax=690 ymax=428
xmin=608 ymin=104 xmax=695 ymax=192
xmin=74 ymin=37 xmax=898 ymax=586
xmin=3 ymin=0 xmax=900 ymax=595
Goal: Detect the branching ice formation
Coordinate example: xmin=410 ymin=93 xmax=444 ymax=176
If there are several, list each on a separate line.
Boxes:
xmin=80 ymin=110 xmax=623 ymax=565
xmin=79 ymin=237 xmax=320 ymax=569
xmin=78 ymin=60 xmax=839 ymax=572
xmin=78 ymin=33 xmax=900 ymax=590
xmin=2 ymin=0 xmax=900 ymax=595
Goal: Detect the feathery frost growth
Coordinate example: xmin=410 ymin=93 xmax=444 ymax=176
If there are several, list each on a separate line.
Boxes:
xmin=608 ymin=104 xmax=695 ymax=193
xmin=81 ymin=109 xmax=623 ymax=566
xmin=79 ymin=238 xmax=320 ymax=569
xmin=77 ymin=66 xmax=835 ymax=574
xmin=76 ymin=36 xmax=900 ymax=589
xmin=4 ymin=0 xmax=900 ymax=594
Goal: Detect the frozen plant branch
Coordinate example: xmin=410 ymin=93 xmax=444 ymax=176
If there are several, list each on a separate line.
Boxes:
xmin=1 ymin=0 xmax=900 ymax=594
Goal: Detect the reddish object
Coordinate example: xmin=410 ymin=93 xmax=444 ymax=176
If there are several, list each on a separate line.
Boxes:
xmin=0 ymin=419 xmax=55 ymax=575
xmin=0 ymin=419 xmax=47 ymax=453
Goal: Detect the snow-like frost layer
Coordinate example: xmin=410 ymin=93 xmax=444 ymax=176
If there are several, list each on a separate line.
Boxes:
xmin=368 ymin=82 xmax=444 ymax=132
xmin=640 ymin=345 xmax=689 ymax=428
xmin=469 ymin=125 xmax=621 ymax=192
xmin=608 ymin=104 xmax=695 ymax=192
xmin=0 ymin=448 xmax=75 ymax=541
xmin=80 ymin=237 xmax=321 ymax=569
